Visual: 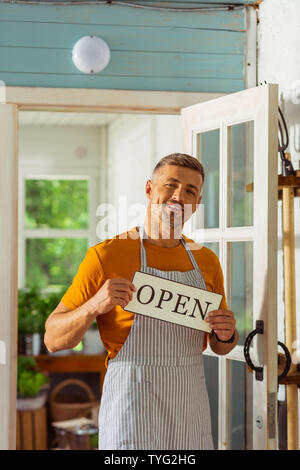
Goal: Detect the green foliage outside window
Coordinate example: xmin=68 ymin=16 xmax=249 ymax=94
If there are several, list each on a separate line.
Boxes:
xmin=24 ymin=178 xmax=89 ymax=290
xmin=25 ymin=179 xmax=89 ymax=229
xmin=26 ymin=238 xmax=88 ymax=289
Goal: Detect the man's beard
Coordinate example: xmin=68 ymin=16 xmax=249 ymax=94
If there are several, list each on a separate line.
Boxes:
xmin=160 ymin=203 xmax=193 ymax=239
xmin=148 ymin=203 xmax=193 ymax=239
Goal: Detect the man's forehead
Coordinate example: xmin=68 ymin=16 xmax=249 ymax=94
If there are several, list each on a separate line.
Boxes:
xmin=154 ymin=165 xmax=202 ymax=185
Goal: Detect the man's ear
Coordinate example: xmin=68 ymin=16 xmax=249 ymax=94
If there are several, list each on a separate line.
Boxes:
xmin=145 ymin=179 xmax=152 ymax=200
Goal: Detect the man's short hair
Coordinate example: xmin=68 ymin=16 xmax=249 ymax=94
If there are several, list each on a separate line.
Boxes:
xmin=152 ymin=153 xmax=205 ymax=183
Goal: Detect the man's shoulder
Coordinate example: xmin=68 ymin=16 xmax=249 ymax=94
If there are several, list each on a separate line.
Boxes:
xmin=91 ymin=227 xmax=139 ymax=255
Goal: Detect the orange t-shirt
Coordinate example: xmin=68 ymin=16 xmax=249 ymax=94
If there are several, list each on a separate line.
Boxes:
xmin=61 ymin=227 xmax=228 ymax=368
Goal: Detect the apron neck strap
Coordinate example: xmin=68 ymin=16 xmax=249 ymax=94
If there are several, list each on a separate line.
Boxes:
xmin=139 ymin=226 xmax=199 ymax=271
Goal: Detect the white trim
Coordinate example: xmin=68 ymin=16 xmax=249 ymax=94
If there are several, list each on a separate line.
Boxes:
xmin=20 ymin=168 xmax=100 ymax=178
xmin=6 ymin=87 xmax=224 ymax=114
xmin=23 ymin=229 xmax=90 ymax=239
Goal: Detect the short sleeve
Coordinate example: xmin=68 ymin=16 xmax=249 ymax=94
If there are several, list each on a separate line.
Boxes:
xmin=61 ymin=246 xmax=106 ymax=310
xmin=213 ymin=262 xmax=228 ymax=311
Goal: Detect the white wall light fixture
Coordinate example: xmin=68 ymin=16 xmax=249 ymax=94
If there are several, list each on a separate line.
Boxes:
xmin=72 ymin=36 xmax=111 ymax=74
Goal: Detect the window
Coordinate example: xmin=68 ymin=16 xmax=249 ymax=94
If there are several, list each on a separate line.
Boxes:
xmin=19 ymin=176 xmax=90 ymax=292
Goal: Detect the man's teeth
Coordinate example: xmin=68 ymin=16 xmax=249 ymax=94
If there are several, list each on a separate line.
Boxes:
xmin=167 ymin=203 xmax=182 ymax=211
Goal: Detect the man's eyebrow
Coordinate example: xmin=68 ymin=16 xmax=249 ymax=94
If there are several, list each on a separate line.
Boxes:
xmin=165 ymin=178 xmax=198 ymax=191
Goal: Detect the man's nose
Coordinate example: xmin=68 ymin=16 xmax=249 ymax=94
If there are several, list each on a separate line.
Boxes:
xmin=171 ymin=186 xmax=185 ymax=201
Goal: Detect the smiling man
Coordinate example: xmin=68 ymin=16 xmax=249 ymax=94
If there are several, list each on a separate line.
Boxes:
xmin=44 ymin=153 xmax=238 ymax=450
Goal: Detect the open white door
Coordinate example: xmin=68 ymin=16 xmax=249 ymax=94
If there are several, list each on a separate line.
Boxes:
xmin=181 ymin=84 xmax=279 ymax=450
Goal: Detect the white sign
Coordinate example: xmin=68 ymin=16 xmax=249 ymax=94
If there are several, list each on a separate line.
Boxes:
xmin=124 ymin=271 xmax=223 ymax=333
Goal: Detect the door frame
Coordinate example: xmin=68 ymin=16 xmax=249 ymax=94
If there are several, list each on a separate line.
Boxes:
xmin=0 ymin=86 xmax=225 ymax=450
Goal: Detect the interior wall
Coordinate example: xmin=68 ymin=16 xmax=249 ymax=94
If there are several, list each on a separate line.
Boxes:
xmin=19 ymin=125 xmax=103 ymax=171
xmin=105 ymin=114 xmax=182 ymax=236
xmin=258 ymin=0 xmax=300 ymax=444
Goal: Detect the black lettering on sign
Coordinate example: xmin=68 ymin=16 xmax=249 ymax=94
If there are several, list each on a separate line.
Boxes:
xmin=189 ymin=298 xmax=212 ymax=320
xmin=155 ymin=289 xmax=173 ymax=309
xmin=171 ymin=294 xmax=191 ymax=316
xmin=137 ymin=284 xmax=155 ymax=305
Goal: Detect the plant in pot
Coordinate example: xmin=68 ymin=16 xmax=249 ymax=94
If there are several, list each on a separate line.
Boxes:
xmin=17 ymin=355 xmax=50 ymax=411
xmin=18 ymin=286 xmax=66 ymax=356
xmin=18 ymin=287 xmax=47 ymax=356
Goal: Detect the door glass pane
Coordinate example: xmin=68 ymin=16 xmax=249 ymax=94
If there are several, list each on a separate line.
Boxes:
xmin=227 ymin=121 xmax=254 ymax=227
xmin=227 ymin=241 xmax=253 ymax=346
xmin=204 ymin=242 xmax=219 ymax=258
xmin=196 ymin=129 xmax=220 ymax=229
xmin=26 ymin=238 xmax=88 ymax=289
xmin=203 ymin=355 xmax=219 ymax=449
xmin=25 ymin=179 xmax=89 ymax=229
xmin=231 ymin=360 xmax=253 ymax=450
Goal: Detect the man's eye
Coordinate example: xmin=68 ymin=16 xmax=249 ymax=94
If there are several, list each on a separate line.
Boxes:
xmin=166 ymin=183 xmax=176 ymax=188
xmin=187 ymin=189 xmax=195 ymax=195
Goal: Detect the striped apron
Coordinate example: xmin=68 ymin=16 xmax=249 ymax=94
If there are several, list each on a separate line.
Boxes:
xmin=98 ymin=227 xmax=214 ymax=450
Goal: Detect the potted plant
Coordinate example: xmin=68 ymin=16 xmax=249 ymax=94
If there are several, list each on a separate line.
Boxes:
xmin=18 ymin=287 xmax=66 ymax=356
xmin=18 ymin=287 xmax=46 ymax=356
xmin=17 ymin=355 xmax=50 ymax=411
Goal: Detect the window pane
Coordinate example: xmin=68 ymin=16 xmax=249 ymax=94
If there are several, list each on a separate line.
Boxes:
xmin=228 ymin=241 xmax=253 ymax=346
xmin=230 ymin=360 xmax=253 ymax=450
xmin=204 ymin=242 xmax=219 ymax=257
xmin=196 ymin=129 xmax=220 ymax=229
xmin=25 ymin=179 xmax=89 ymax=229
xmin=26 ymin=238 xmax=88 ymax=289
xmin=227 ymin=122 xmax=254 ymax=227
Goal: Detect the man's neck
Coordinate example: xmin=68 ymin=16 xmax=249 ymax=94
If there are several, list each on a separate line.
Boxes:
xmin=142 ymin=220 xmax=182 ymax=248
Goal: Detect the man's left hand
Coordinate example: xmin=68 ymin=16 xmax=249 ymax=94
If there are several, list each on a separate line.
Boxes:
xmin=205 ymin=309 xmax=236 ymax=341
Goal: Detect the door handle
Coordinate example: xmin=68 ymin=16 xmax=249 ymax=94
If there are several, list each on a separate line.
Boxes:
xmin=277 ymin=341 xmax=291 ymax=381
xmin=244 ymin=321 xmax=292 ymax=382
xmin=244 ymin=320 xmax=264 ymax=381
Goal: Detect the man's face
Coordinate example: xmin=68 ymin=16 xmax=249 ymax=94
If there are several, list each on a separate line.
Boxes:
xmin=145 ymin=164 xmax=203 ymax=235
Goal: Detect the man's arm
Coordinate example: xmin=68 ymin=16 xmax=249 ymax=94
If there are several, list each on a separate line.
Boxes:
xmin=44 ymin=298 xmax=99 ymax=353
xmin=44 ymin=278 xmax=136 ymax=353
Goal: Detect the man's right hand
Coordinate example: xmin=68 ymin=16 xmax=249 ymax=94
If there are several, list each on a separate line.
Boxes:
xmin=92 ymin=278 xmax=136 ymax=315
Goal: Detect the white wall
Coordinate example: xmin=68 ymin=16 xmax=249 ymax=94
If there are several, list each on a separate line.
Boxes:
xmin=105 ymin=113 xmax=182 ymax=237
xmin=258 ymin=0 xmax=300 ymax=433
xmin=19 ymin=125 xmax=104 ymax=172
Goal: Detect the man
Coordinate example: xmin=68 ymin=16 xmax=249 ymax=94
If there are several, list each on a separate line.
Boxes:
xmin=44 ymin=153 xmax=238 ymax=450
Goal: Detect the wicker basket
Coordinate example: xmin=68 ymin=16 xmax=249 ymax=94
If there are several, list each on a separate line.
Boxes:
xmin=49 ymin=379 xmax=99 ymax=423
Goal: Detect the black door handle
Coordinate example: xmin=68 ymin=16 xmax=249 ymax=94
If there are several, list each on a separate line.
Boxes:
xmin=244 ymin=320 xmax=292 ymax=382
xmin=244 ymin=320 xmax=264 ymax=381
xmin=277 ymin=341 xmax=291 ymax=381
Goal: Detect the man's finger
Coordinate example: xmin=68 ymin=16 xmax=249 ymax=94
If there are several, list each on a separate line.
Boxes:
xmin=109 ymin=278 xmax=136 ymax=290
xmin=207 ymin=310 xmax=234 ymax=318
